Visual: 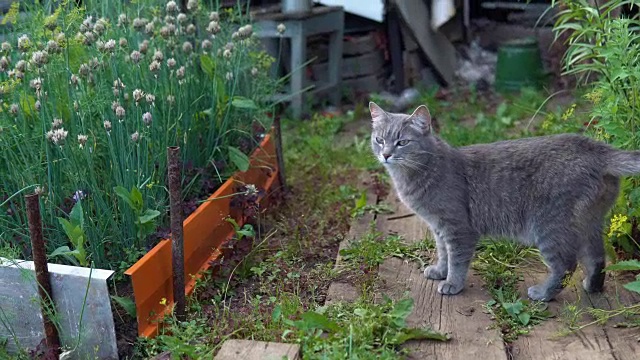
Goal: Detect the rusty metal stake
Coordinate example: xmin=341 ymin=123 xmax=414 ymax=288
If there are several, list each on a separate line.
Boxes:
xmin=168 ymin=146 xmax=186 ymax=322
xmin=26 ymin=193 xmax=61 ymax=357
xmin=273 ymin=112 xmax=287 ymax=192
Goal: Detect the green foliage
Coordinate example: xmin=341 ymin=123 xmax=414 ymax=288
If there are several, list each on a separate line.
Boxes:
xmin=552 ymin=0 xmax=640 ymax=255
xmin=227 ymin=146 xmax=250 ymax=172
xmin=484 ymin=289 xmax=551 ymax=342
xmin=111 ymin=295 xmax=137 ymax=318
xmin=605 ymin=259 xmax=640 ymax=294
xmin=0 ymin=242 xmax=20 ymax=259
xmin=340 ymin=232 xmax=434 ymax=270
xmin=275 ymin=297 xmax=449 ymax=359
xmin=50 ymin=201 xmax=89 ymax=266
xmin=225 ymin=217 xmax=255 ymax=240
xmin=350 ymin=191 xmax=392 ymax=218
xmin=0 ymin=0 xmax=278 ymax=269
xmin=473 ymin=239 xmax=548 ymax=341
xmin=114 ymin=186 xmax=161 ymax=248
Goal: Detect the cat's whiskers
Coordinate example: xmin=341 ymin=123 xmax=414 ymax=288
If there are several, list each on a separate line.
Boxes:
xmin=401 ymin=157 xmax=431 ymax=171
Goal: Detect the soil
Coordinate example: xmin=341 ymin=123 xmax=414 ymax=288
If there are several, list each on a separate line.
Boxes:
xmin=112 ymin=281 xmax=139 ymax=359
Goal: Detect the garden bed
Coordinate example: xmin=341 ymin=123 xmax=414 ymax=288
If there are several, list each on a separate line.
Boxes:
xmin=0 ymin=0 xmax=280 ymax=357
xmin=125 ymin=130 xmax=280 ymax=338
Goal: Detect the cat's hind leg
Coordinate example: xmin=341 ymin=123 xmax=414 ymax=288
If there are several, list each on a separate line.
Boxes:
xmin=580 ymin=176 xmax=618 ymax=293
xmin=580 ymin=231 xmax=606 ymax=293
xmin=528 ymin=229 xmax=579 ymax=301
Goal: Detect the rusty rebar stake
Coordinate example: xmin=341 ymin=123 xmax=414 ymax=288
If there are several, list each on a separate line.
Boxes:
xmin=168 ymin=146 xmax=186 ymax=321
xmin=26 ymin=193 xmax=61 ymax=357
xmin=273 ymin=114 xmax=287 ymax=192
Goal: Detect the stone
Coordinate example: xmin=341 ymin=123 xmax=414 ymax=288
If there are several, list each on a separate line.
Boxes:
xmin=0 ymin=258 xmax=117 ymax=359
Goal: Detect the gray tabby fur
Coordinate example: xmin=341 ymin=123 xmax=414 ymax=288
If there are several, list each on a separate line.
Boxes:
xmin=369 ymin=102 xmax=640 ymax=301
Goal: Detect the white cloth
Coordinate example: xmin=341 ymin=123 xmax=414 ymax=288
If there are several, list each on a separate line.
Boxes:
xmin=431 ymin=0 xmax=456 ymax=30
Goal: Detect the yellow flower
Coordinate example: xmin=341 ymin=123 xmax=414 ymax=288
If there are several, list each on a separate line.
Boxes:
xmin=561 ymin=104 xmax=576 ymax=121
xmin=584 ymin=89 xmax=604 ymax=105
xmin=541 ymin=114 xmax=554 ymax=131
xmin=607 ymin=214 xmax=628 ymax=238
xmin=159 ymin=297 xmax=167 ymax=305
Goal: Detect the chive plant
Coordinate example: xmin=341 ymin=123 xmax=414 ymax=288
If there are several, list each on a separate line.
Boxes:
xmin=0 ymin=0 xmax=278 ymax=269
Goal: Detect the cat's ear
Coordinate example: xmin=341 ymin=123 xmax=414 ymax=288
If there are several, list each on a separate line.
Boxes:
xmin=409 ymin=105 xmax=432 ymax=134
xmin=369 ymin=101 xmax=386 ymax=123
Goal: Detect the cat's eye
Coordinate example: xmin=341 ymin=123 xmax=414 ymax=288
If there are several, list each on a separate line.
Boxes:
xmin=375 ymin=137 xmax=384 ymax=144
xmin=397 ymin=140 xmax=410 ymax=146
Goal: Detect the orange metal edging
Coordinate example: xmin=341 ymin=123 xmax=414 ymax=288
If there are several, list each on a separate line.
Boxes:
xmin=124 ymin=132 xmax=279 ymax=337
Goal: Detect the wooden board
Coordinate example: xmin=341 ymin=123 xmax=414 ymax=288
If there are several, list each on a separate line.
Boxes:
xmin=377 ymin=193 xmax=506 ymax=359
xmin=311 ymin=50 xmax=386 ymax=80
xmin=390 ymin=0 xmax=456 ymax=85
xmin=510 ymin=262 xmax=640 ymax=359
xmin=214 ymin=340 xmax=300 ymax=360
xmin=326 ymin=173 xmax=379 ymax=304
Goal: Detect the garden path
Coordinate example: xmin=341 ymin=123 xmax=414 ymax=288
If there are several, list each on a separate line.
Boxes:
xmin=349 ymin=173 xmax=640 ymax=360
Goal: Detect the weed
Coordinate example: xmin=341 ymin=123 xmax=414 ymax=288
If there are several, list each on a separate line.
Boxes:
xmin=0 ymin=242 xmax=20 ymax=259
xmin=350 ymin=191 xmax=392 ymax=218
xmin=277 ymin=296 xmax=449 ymax=360
xmin=50 ymin=200 xmax=89 ymax=266
xmin=484 ymin=289 xmax=551 ymax=342
xmin=473 ymin=239 xmax=550 ymax=341
xmin=339 ymin=231 xmax=433 ymax=271
xmin=551 ymin=260 xmax=640 ymax=335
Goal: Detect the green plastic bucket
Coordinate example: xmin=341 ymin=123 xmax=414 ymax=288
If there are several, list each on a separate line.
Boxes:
xmin=495 ymin=37 xmax=545 ymax=92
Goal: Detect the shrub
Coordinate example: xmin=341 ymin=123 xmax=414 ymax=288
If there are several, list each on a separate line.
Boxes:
xmin=552 ymin=0 xmax=640 ymax=256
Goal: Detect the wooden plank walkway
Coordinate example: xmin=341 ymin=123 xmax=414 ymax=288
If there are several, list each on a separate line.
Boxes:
xmin=376 ymin=193 xmax=506 ymax=359
xmin=509 ymin=264 xmax=640 ymax=360
xmin=214 ymin=340 xmax=300 ymax=360
xmin=372 ymin=190 xmax=640 ymax=360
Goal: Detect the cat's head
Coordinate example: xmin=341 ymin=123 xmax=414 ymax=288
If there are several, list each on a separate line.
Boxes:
xmin=369 ymin=102 xmax=434 ymax=168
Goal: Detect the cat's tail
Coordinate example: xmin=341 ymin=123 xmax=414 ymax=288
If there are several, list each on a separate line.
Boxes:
xmin=606 ymin=150 xmax=640 ymax=176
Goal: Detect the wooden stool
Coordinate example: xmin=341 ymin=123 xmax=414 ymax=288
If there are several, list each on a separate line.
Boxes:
xmin=252 ymin=5 xmax=344 ymax=118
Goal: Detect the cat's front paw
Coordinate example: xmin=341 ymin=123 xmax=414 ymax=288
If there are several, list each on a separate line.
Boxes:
xmin=527 ymin=284 xmax=556 ymax=302
xmin=437 ymin=281 xmax=464 ymax=295
xmin=424 ymin=265 xmax=447 ymax=280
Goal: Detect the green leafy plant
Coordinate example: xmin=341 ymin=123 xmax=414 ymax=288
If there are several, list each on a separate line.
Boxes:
xmin=552 ymin=0 xmax=640 ymax=255
xmin=554 ymin=259 xmax=640 ymax=335
xmin=275 ymin=297 xmax=449 ymax=359
xmin=111 ymin=295 xmax=137 ymax=318
xmin=50 ymin=201 xmax=89 ymax=266
xmin=350 ymin=191 xmax=393 ymax=218
xmin=339 ymin=232 xmax=433 ymax=270
xmin=225 ymin=218 xmax=256 ymax=240
xmin=484 ymin=288 xmax=551 ymax=342
xmin=473 ymin=239 xmax=550 ymax=341
xmin=114 ymin=186 xmax=161 ymax=247
xmin=227 ymin=146 xmax=251 ymax=172
xmin=605 ymin=259 xmax=640 ymax=294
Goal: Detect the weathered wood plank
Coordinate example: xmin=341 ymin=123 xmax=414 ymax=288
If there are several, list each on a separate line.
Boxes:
xmin=326 ymin=172 xmax=379 ymax=304
xmin=377 ymin=193 xmax=506 ymax=359
xmin=586 ymin=275 xmax=640 ymax=360
xmin=214 ymin=340 xmax=300 ymax=360
xmin=390 ymin=0 xmax=456 ymax=85
xmin=311 ymin=50 xmax=386 ymax=80
xmin=511 ymin=263 xmax=639 ymax=360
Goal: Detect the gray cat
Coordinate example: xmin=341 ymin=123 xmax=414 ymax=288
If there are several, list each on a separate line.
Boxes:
xmin=369 ymin=102 xmax=640 ymax=301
